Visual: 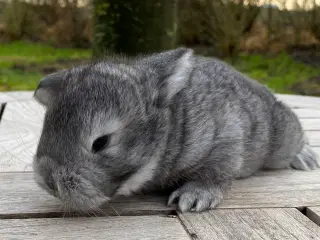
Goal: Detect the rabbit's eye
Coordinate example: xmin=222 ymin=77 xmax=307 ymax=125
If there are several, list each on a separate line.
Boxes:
xmin=92 ymin=135 xmax=110 ymax=153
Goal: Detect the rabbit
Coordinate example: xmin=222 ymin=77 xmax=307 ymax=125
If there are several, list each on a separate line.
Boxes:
xmin=33 ymin=48 xmax=319 ymax=213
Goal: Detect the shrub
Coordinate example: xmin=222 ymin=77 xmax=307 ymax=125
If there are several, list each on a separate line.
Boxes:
xmin=201 ymin=0 xmax=260 ymax=58
xmin=93 ymin=0 xmax=178 ymax=57
xmin=2 ymin=0 xmax=44 ymax=41
xmin=177 ymin=0 xmax=260 ymax=58
xmin=1 ymin=0 xmax=92 ymax=48
xmin=311 ymin=6 xmax=320 ymax=40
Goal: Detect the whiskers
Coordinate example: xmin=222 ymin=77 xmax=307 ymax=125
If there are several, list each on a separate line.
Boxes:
xmin=85 ymin=198 xmax=121 ymax=217
xmin=60 ymin=198 xmax=121 ymax=218
xmin=105 ymin=202 xmax=120 ymax=216
xmin=61 ymin=202 xmax=72 ymax=218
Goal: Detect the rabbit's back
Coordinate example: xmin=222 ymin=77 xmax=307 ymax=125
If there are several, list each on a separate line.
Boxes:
xmin=160 ymin=56 xmax=313 ymax=182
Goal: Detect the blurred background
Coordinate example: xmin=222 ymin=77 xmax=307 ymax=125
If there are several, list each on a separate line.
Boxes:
xmin=0 ymin=0 xmax=319 ymax=96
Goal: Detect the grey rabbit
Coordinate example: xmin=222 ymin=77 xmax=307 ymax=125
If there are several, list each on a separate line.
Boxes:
xmin=33 ymin=48 xmax=319 ymax=213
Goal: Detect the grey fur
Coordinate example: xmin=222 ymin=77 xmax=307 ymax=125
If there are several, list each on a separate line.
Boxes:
xmin=33 ymin=48 xmax=319 ymax=213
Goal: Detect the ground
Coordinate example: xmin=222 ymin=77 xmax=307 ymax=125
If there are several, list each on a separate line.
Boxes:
xmin=0 ymin=92 xmax=319 ymax=239
xmin=0 ymin=41 xmax=91 ymax=91
xmin=1 ymin=41 xmax=320 ymax=95
xmin=229 ymin=52 xmax=320 ymax=95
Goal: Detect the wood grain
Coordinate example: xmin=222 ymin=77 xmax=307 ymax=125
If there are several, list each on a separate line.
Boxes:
xmin=276 ymin=94 xmax=320 ymax=109
xmin=221 ymin=169 xmax=320 ymax=209
xmin=0 ymin=172 xmax=174 ymax=217
xmin=301 ymin=119 xmax=320 ymax=131
xmin=312 ymin=147 xmax=320 ymax=158
xmin=0 ymin=91 xmax=34 ymax=104
xmin=0 ymin=90 xmax=319 ymax=240
xmin=306 ymin=132 xmax=320 ymax=147
xmin=0 ymin=92 xmax=17 ymax=104
xmin=306 ymin=207 xmax=320 ymax=226
xmin=179 ymin=208 xmax=320 ymax=240
xmin=292 ymin=108 xmax=320 ymax=119
xmin=0 ymin=100 xmax=45 ymax=172
xmin=0 ymin=215 xmax=190 ymax=240
xmin=1 ymin=170 xmax=320 ymax=217
xmin=293 ymin=108 xmax=320 ymax=118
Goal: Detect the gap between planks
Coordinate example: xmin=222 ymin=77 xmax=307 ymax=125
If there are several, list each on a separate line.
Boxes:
xmin=0 ymin=93 xmax=319 ymax=239
xmin=306 ymin=207 xmax=320 ymax=226
xmin=0 ymin=103 xmax=6 ymax=122
xmin=0 ymin=208 xmax=319 ymax=240
xmin=1 ymin=170 xmax=320 ymax=218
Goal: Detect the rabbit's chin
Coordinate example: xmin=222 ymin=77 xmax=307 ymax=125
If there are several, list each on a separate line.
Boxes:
xmin=60 ymin=193 xmax=111 ymax=213
xmin=55 ymin=177 xmax=111 ymax=213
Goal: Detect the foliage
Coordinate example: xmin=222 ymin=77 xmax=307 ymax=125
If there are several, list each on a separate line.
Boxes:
xmin=1 ymin=1 xmax=320 ymax=95
xmin=178 ymin=0 xmax=320 ymax=55
xmin=271 ymin=0 xmax=318 ymax=45
xmin=228 ymin=52 xmax=320 ymax=94
xmin=311 ymin=6 xmax=320 ymax=40
xmin=177 ymin=0 xmax=207 ymax=46
xmin=178 ymin=0 xmax=261 ymax=57
xmin=201 ymin=0 xmax=260 ymax=58
xmin=1 ymin=0 xmax=92 ymax=48
xmin=92 ymin=0 xmax=120 ymax=56
xmin=93 ymin=0 xmax=178 ymax=57
xmin=1 ymin=0 xmax=44 ymax=41
xmin=1 ymin=0 xmax=319 ymax=57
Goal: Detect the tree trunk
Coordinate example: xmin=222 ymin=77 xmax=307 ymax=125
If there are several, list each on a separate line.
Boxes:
xmin=93 ymin=0 xmax=178 ymax=57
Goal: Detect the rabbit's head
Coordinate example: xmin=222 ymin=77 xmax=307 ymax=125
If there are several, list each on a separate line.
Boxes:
xmin=33 ymin=48 xmax=193 ymax=212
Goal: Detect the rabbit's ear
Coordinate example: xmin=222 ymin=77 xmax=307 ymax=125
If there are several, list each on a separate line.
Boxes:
xmin=34 ymin=70 xmax=67 ymax=107
xmin=142 ymin=48 xmax=194 ymax=108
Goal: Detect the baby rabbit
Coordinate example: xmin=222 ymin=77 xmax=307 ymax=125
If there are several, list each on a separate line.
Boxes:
xmin=33 ymin=48 xmax=319 ymax=213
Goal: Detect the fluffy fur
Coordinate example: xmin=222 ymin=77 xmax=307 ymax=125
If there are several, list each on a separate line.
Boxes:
xmin=33 ymin=48 xmax=319 ymax=213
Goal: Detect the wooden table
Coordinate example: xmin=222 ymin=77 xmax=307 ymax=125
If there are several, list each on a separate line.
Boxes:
xmin=0 ymin=91 xmax=320 ymax=240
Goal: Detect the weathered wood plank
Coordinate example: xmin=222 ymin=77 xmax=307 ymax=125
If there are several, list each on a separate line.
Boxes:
xmin=179 ymin=208 xmax=320 ymax=240
xmin=312 ymin=147 xmax=320 ymax=156
xmin=306 ymin=132 xmax=320 ymax=147
xmin=221 ymin=169 xmax=320 ymax=209
xmin=306 ymin=207 xmax=320 ymax=226
xmin=0 ymin=93 xmax=16 ymax=104
xmin=1 ymin=170 xmax=320 ymax=216
xmin=0 ymin=215 xmax=190 ymax=240
xmin=0 ymin=91 xmax=34 ymax=104
xmin=0 ymin=172 xmax=174 ymax=217
xmin=293 ymin=108 xmax=320 ymax=119
xmin=0 ymin=99 xmax=44 ymax=123
xmin=301 ymin=119 xmax=320 ymax=131
xmin=276 ymin=94 xmax=320 ymax=109
xmin=0 ymin=100 xmax=45 ymax=172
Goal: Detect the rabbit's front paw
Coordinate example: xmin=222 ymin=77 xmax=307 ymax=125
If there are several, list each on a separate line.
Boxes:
xmin=167 ymin=181 xmax=223 ymax=212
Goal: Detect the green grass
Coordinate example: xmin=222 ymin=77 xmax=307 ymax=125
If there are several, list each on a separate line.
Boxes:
xmin=0 ymin=41 xmax=91 ymax=91
xmin=0 ymin=69 xmax=43 ymax=90
xmin=1 ymin=41 xmax=319 ymax=93
xmin=227 ymin=53 xmax=320 ymax=94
